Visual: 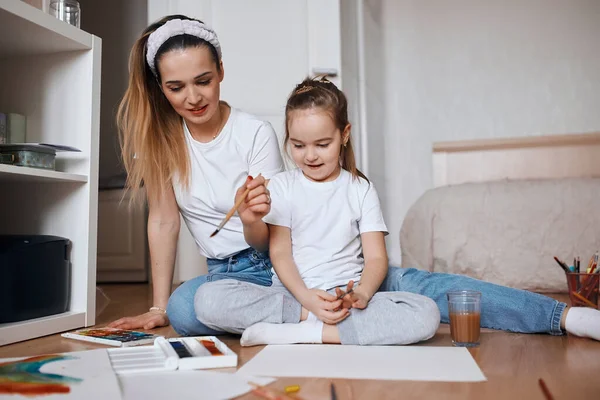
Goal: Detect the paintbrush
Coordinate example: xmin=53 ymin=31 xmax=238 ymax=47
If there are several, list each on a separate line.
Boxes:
xmin=210 ymin=174 xmax=261 ymax=238
xmin=336 ymin=287 xmax=355 ymax=300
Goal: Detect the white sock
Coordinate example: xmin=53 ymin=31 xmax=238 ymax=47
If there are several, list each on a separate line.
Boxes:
xmin=240 ymin=321 xmax=324 ymax=347
xmin=565 ymin=307 xmax=600 ymax=341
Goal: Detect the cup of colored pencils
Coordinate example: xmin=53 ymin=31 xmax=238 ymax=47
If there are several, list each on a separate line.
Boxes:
xmin=555 ymin=254 xmax=599 ymax=309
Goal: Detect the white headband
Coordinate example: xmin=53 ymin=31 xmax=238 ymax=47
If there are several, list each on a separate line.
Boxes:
xmin=146 ymin=19 xmax=222 ymax=76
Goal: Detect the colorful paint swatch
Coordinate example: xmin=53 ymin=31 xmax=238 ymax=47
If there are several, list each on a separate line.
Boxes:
xmin=0 ymin=349 xmax=123 ymax=399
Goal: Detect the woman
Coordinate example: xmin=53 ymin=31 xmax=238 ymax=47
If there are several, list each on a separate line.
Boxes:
xmin=109 ymin=15 xmax=282 ymax=335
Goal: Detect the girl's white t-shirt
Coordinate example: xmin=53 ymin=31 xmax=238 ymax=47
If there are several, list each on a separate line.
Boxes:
xmin=264 ymin=168 xmax=388 ymax=291
xmin=172 ymin=108 xmax=284 ymax=259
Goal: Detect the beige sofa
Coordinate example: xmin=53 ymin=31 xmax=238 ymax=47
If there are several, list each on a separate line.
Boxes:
xmin=399 ymin=178 xmax=600 ymax=293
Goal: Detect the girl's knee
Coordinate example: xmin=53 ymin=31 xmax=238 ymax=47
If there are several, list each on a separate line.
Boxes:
xmin=194 ymin=279 xmax=241 ymax=325
xmin=194 ymin=282 xmax=223 ymax=325
xmin=418 ymin=296 xmax=441 ymax=340
xmin=390 ymin=293 xmax=441 ymax=342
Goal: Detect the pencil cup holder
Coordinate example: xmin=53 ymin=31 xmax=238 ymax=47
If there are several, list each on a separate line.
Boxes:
xmin=565 ymin=272 xmax=599 ymax=309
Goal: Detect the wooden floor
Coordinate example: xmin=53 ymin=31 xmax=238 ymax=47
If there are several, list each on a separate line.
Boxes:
xmin=2 ymin=284 xmax=600 ymax=399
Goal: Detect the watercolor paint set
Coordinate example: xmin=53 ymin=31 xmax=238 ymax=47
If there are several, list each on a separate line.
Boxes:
xmin=107 ymin=336 xmax=238 ymax=374
xmin=61 ymin=327 xmax=161 ymax=347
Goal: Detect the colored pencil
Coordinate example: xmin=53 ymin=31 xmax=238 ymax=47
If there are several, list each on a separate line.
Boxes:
xmin=330 ymin=382 xmax=338 ymax=400
xmin=538 ymin=378 xmax=554 ymax=400
xmin=553 ymin=257 xmax=570 ymax=274
xmin=248 ymin=382 xmax=296 ymax=400
xmin=571 ymin=291 xmax=598 ymax=308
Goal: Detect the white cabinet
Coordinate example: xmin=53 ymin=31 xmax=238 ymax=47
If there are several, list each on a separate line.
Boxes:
xmin=0 ymin=0 xmax=101 ymax=345
xmin=146 ymin=0 xmax=362 ymax=279
xmin=97 ymin=189 xmax=148 ymax=282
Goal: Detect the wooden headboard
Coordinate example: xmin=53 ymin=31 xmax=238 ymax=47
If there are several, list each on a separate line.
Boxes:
xmin=432 ymin=132 xmax=600 ymax=187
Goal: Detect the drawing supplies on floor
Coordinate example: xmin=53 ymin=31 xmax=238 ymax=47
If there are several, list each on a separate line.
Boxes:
xmin=61 ymin=327 xmax=161 ymax=347
xmin=107 ymin=336 xmax=237 ymax=375
xmin=554 ymin=253 xmax=600 ymax=309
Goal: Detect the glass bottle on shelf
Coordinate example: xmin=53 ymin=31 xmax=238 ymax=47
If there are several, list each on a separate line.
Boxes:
xmin=49 ymin=0 xmax=81 ymax=28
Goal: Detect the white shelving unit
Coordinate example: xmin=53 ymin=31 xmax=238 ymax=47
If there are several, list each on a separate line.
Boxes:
xmin=0 ymin=0 xmax=101 ymax=346
xmin=0 ymin=164 xmax=88 ymax=183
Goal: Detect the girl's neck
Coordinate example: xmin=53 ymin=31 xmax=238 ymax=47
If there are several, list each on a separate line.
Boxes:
xmin=186 ymin=101 xmax=230 ymax=143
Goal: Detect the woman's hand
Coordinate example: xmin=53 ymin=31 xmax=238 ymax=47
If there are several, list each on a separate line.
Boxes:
xmin=301 ymin=289 xmax=349 ymax=324
xmin=107 ymin=310 xmax=169 ymax=330
xmin=335 ymin=280 xmax=371 ymax=310
xmin=236 ymin=175 xmax=271 ymax=225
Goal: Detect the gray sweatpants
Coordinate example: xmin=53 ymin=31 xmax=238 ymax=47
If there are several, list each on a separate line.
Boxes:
xmin=194 ymin=279 xmax=440 ymax=345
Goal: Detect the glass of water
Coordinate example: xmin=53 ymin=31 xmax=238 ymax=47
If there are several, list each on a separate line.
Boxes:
xmin=49 ymin=0 xmax=81 ymax=28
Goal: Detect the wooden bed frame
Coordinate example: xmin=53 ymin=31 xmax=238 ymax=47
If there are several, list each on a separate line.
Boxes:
xmin=432 ymin=131 xmax=600 ymax=187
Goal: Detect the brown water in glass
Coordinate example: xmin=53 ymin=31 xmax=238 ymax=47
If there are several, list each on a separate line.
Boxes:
xmin=449 ymin=312 xmax=481 ymax=345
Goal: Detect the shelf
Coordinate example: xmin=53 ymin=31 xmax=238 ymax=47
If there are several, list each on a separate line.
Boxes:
xmin=0 ymin=0 xmax=93 ymax=57
xmin=0 ymin=311 xmax=86 ymax=346
xmin=0 ymin=164 xmax=87 ymax=183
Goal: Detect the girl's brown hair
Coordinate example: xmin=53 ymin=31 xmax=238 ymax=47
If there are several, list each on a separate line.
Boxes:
xmin=284 ymin=76 xmax=367 ymax=181
xmin=116 ymin=15 xmax=221 ymax=204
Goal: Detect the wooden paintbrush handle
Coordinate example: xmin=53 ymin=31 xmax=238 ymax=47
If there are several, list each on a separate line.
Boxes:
xmin=212 ymin=174 xmax=264 ymax=237
xmin=228 ymin=173 xmax=263 ymax=220
xmin=227 ymin=186 xmax=251 ymax=220
xmin=215 ymin=185 xmax=251 ymax=232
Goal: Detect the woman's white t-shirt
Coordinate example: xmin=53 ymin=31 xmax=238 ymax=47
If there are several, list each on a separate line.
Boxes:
xmin=172 ymin=108 xmax=284 ymax=259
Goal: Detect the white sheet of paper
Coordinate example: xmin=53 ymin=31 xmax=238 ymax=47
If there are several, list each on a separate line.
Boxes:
xmin=119 ymin=370 xmax=275 ymax=400
xmin=236 ymin=345 xmax=487 ymax=382
xmin=0 ymin=349 xmax=122 ymax=399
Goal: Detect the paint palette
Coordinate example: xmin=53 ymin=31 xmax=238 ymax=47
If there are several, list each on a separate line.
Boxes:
xmin=61 ymin=327 xmax=161 ymax=347
xmin=107 ymin=336 xmax=237 ymax=374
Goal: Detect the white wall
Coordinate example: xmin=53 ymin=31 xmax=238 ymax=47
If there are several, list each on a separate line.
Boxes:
xmin=362 ymin=0 xmax=387 ymax=218
xmin=340 ymin=0 xmax=363 ymax=166
xmin=376 ymin=0 xmax=600 ymax=265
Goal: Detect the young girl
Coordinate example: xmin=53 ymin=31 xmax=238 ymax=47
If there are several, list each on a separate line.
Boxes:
xmin=109 ymin=15 xmax=281 ymax=335
xmin=195 ymin=77 xmax=441 ymax=345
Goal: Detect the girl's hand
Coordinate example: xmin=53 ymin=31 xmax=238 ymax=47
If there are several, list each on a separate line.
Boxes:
xmin=236 ymin=175 xmax=271 ymax=225
xmin=108 ymin=311 xmax=169 ymax=330
xmin=335 ymin=280 xmax=371 ymax=310
xmin=301 ymin=289 xmax=349 ymax=324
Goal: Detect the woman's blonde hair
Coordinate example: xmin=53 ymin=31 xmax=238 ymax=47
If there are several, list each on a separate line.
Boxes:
xmin=284 ymin=76 xmax=367 ymax=181
xmin=117 ymin=15 xmax=221 ymax=204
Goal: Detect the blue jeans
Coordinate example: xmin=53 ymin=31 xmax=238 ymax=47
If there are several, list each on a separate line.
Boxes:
xmin=166 ymin=247 xmax=273 ymax=336
xmin=169 ymin=255 xmax=566 ymax=336
xmin=379 ymin=266 xmax=567 ymax=335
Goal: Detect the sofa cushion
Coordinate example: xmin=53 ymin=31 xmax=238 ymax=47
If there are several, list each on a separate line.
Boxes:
xmin=399 ymin=178 xmax=600 ymax=292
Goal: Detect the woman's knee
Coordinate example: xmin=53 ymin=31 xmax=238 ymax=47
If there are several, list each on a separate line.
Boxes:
xmin=166 ymin=276 xmax=208 ymax=335
xmin=166 ymin=286 xmax=196 ymax=335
